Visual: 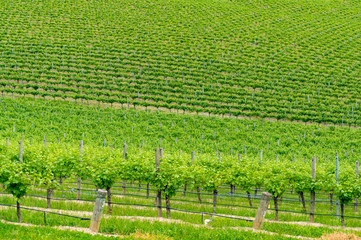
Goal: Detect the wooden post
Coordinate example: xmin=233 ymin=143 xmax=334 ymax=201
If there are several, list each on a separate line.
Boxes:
xmin=89 ymin=189 xmax=107 ymax=233
xmin=19 ymin=140 xmax=23 ymax=163
xmin=123 ymin=142 xmax=127 ymax=194
xmin=355 ymin=161 xmax=359 ymax=213
xmin=160 ymin=148 xmax=163 ymax=159
xmin=253 ymin=192 xmax=272 ymax=230
xmin=310 ymin=157 xmax=316 ymax=223
xmin=336 ymin=154 xmax=339 ymax=219
xmin=77 ymin=140 xmax=83 ymax=200
xmin=260 ymin=149 xmax=263 ymax=164
xmin=155 ymin=148 xmax=162 ymax=217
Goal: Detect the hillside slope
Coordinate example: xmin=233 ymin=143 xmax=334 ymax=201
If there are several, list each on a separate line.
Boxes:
xmin=0 ymin=0 xmax=360 ymax=124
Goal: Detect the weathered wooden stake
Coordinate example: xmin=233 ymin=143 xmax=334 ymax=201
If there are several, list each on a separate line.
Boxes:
xmin=160 ymin=148 xmax=163 ymax=158
xmin=123 ymin=142 xmax=127 ymax=194
xmin=253 ymin=192 xmax=272 ymax=230
xmin=355 ymin=161 xmax=359 ymax=213
xmin=336 ymin=153 xmax=339 ymax=219
xmin=77 ymin=140 xmax=83 ymax=200
xmin=89 ymin=189 xmax=107 ymax=233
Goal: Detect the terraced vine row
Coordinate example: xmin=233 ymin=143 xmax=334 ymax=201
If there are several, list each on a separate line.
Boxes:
xmin=0 ymin=0 xmax=361 ymax=124
xmin=1 ymin=138 xmax=360 ymax=226
xmin=1 ymin=97 xmax=361 ymax=161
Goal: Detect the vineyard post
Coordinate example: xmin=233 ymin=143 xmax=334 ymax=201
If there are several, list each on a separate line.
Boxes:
xmin=89 ymin=189 xmax=107 ymax=233
xmin=123 ymin=142 xmax=127 ymax=194
xmin=77 ymin=140 xmax=83 ymax=200
xmin=19 ymin=140 xmax=23 ymax=163
xmin=6 ymin=137 xmax=9 ymax=148
xmin=310 ymin=157 xmax=316 ymax=223
xmin=160 ymin=148 xmax=163 ymax=159
xmin=355 ymin=161 xmax=359 ymax=213
xmin=253 ymin=192 xmax=272 ymax=230
xmin=155 ymin=148 xmax=162 ymax=217
xmin=336 ymin=153 xmax=339 ymax=219
xmin=260 ymin=149 xmax=263 ymax=164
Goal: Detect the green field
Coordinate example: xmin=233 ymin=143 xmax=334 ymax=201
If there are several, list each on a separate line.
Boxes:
xmin=1 ymin=0 xmax=361 ymax=124
xmin=1 ymin=0 xmax=361 ymax=239
xmin=1 ymin=96 xmax=361 ymax=161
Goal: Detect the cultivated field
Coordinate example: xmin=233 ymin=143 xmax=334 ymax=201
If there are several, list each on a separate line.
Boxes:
xmin=1 ymin=0 xmax=361 ymax=239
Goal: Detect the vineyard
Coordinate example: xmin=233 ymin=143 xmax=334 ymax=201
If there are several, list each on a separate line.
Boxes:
xmin=1 ymin=96 xmax=361 ymax=239
xmin=1 ymin=97 xmax=361 ymax=161
xmin=1 ymin=0 xmax=361 ymax=239
xmin=1 ymin=0 xmax=361 ymax=125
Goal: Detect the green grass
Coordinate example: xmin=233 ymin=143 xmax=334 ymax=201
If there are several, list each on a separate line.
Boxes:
xmin=0 ymin=221 xmax=120 ymax=240
xmin=0 ymin=209 xmax=294 ymax=240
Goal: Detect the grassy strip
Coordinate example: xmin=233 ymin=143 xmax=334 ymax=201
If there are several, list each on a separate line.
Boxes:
xmin=0 ymin=221 xmax=120 ymax=240
xmin=24 ymin=185 xmax=361 ymax=228
xmin=1 ymin=195 xmax=361 ymax=239
xmin=0 ymin=209 xmax=294 ymax=240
